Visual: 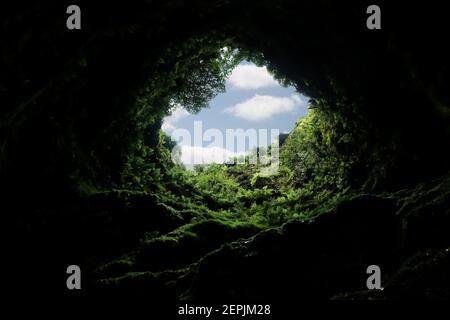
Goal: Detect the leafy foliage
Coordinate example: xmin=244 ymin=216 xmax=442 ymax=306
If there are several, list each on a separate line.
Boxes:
xmin=171 ymin=46 xmax=241 ymax=113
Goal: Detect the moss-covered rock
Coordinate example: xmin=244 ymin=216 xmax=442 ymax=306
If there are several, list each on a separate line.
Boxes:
xmin=94 ymin=174 xmax=449 ymax=300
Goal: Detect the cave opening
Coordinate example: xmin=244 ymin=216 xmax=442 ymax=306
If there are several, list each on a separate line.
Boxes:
xmin=2 ymin=1 xmax=450 ymax=302
xmin=161 ymin=55 xmax=310 ymax=169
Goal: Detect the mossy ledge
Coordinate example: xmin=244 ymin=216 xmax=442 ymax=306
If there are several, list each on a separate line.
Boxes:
xmin=94 ymin=172 xmax=450 ymax=299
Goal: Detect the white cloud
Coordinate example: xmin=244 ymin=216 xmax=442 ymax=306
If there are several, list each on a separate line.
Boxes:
xmin=161 ymin=106 xmax=189 ymax=133
xmin=227 ymin=64 xmax=278 ymax=89
xmin=224 ymin=94 xmax=305 ymax=121
xmin=179 ymin=145 xmax=246 ymax=166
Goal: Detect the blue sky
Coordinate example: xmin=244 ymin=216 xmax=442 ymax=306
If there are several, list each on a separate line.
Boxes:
xmin=162 ymin=61 xmax=309 ymax=165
